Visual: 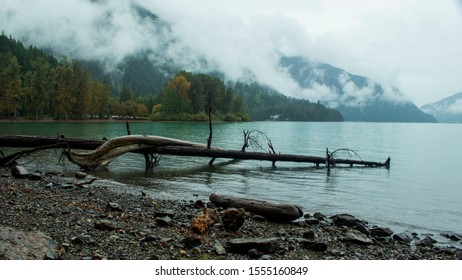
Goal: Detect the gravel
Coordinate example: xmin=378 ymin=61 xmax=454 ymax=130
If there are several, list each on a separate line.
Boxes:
xmin=1 ymin=168 xmax=460 ymax=260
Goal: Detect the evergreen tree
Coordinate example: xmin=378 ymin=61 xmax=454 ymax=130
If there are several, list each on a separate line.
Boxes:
xmin=25 ymin=57 xmax=51 ymax=119
xmin=1 ymin=55 xmax=23 ymax=118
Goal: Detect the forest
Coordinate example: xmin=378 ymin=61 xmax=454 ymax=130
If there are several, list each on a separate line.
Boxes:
xmin=0 ymin=33 xmax=343 ymax=122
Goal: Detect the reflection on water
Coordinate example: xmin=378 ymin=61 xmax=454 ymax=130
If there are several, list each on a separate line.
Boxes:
xmin=1 ymin=121 xmax=461 ymax=243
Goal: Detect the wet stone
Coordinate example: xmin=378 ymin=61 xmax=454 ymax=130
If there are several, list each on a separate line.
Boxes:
xmin=344 ymin=229 xmax=374 ymax=245
xmin=441 ymin=231 xmax=462 ymax=241
xmin=156 ymin=216 xmax=173 ymax=227
xmin=228 ymin=237 xmax=279 ymax=254
xmin=222 ymin=208 xmax=246 ymax=231
xmin=214 ymin=241 xmax=226 ymax=255
xmin=106 ymin=202 xmax=123 ymax=212
xmin=94 ymin=220 xmax=116 ymax=231
xmin=0 ymin=226 xmax=58 ymax=260
xmin=371 ymin=227 xmax=393 ymax=238
xmin=393 ymin=232 xmax=413 ymax=243
xmin=11 ymin=166 xmax=29 ymax=179
xmin=75 ymin=172 xmax=87 ymax=179
xmin=313 ymin=212 xmax=326 ymax=220
xmin=332 ymin=214 xmax=365 ymax=228
xmin=416 ymin=236 xmax=437 ymax=247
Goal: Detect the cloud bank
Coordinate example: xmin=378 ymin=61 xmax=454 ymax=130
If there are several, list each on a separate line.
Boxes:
xmin=1 ymin=0 xmax=461 ymax=106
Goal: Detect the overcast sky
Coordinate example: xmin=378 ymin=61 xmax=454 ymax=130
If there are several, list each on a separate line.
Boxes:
xmin=1 ymin=0 xmax=461 ymax=106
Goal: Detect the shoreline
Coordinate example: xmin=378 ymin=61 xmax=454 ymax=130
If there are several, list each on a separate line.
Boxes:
xmin=1 ymin=167 xmax=461 ymax=260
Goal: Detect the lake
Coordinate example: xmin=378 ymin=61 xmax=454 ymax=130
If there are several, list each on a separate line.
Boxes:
xmin=1 ymin=121 xmax=461 ymax=246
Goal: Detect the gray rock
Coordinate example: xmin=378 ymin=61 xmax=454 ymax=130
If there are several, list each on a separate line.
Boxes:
xmin=154 ymin=210 xmax=175 ymax=218
xmin=11 ymin=166 xmax=29 ymax=179
xmin=352 ymin=224 xmax=370 ymax=236
xmin=0 ymin=226 xmax=58 ymax=260
xmin=75 ymin=171 xmax=87 ymax=179
xmin=313 ymin=212 xmax=327 ymax=220
xmin=59 ymin=182 xmax=74 ymax=189
xmin=393 ymin=232 xmax=413 ymax=243
xmin=214 ymin=241 xmax=226 ymax=255
xmin=156 ymin=216 xmax=173 ymax=227
xmin=371 ymin=227 xmax=393 ymax=238
xmin=332 ymin=214 xmax=365 ymax=228
xmin=222 ymin=208 xmax=245 ymax=231
xmin=456 ymin=250 xmax=462 ymax=260
xmin=344 ymin=229 xmax=374 ymax=245
xmin=228 ymin=238 xmax=279 ymax=254
xmin=72 ymin=234 xmax=96 ymax=245
xmin=416 ymin=236 xmax=437 ymax=247
xmin=94 ymin=220 xmax=116 ymax=231
xmin=260 ymin=254 xmax=273 ymax=260
xmin=106 ymin=202 xmax=123 ymax=212
xmin=441 ymin=231 xmax=462 ymax=241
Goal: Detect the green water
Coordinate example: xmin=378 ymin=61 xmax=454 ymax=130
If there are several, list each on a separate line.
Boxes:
xmin=1 ymin=121 xmax=461 ymax=245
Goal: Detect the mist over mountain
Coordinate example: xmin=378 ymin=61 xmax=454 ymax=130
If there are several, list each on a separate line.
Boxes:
xmin=1 ymin=0 xmax=436 ymax=122
xmin=279 ymin=56 xmax=436 ymax=122
xmin=421 ymin=92 xmax=462 ymax=123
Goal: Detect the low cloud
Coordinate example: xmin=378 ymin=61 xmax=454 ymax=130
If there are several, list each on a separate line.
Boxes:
xmin=1 ymin=0 xmax=460 ymax=106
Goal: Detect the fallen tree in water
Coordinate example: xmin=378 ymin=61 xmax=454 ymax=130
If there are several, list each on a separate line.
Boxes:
xmin=0 ymin=134 xmax=390 ymax=170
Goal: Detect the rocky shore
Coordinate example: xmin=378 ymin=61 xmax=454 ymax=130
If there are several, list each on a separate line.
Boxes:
xmin=1 ymin=166 xmax=461 ymax=260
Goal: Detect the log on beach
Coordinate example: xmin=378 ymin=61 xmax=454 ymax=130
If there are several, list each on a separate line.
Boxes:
xmin=209 ymin=193 xmax=303 ymax=222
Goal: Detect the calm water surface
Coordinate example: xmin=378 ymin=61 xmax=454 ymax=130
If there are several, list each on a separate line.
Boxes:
xmin=1 ymin=121 xmax=461 ymax=245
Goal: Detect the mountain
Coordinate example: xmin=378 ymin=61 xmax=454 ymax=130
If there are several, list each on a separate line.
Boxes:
xmin=1 ymin=3 xmax=436 ymax=122
xmin=421 ymin=92 xmax=462 ymax=123
xmin=279 ymin=56 xmax=436 ymax=122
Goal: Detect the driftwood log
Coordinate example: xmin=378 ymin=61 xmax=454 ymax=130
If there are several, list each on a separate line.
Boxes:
xmin=209 ymin=193 xmax=303 ymax=222
xmin=0 ymin=134 xmax=391 ymax=170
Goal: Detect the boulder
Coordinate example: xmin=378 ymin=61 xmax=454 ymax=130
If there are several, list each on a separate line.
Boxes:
xmin=222 ymin=208 xmax=245 ymax=231
xmin=331 ymin=214 xmax=365 ymax=228
xmin=441 ymin=231 xmax=462 ymax=241
xmin=371 ymin=227 xmax=393 ymax=238
xmin=344 ymin=229 xmax=374 ymax=245
xmin=0 ymin=226 xmax=58 ymax=260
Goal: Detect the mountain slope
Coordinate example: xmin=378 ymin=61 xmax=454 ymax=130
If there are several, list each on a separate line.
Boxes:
xmin=421 ymin=92 xmax=462 ymax=123
xmin=279 ymin=56 xmax=436 ymax=122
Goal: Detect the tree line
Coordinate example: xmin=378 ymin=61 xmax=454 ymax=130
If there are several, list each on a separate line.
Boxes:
xmin=1 ymin=32 xmax=343 ymax=122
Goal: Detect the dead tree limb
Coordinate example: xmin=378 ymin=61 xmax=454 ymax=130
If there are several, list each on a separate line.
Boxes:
xmin=0 ymin=135 xmax=391 ymax=170
xmin=207 ymin=98 xmax=212 ymax=149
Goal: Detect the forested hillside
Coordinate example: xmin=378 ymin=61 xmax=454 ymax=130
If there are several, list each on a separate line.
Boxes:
xmin=1 ymin=33 xmax=343 ymax=121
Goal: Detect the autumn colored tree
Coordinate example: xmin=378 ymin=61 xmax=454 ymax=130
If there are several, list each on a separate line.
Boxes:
xmin=52 ymin=56 xmax=74 ymax=120
xmin=88 ymin=80 xmax=110 ymax=118
xmin=159 ymin=74 xmax=192 ymax=115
